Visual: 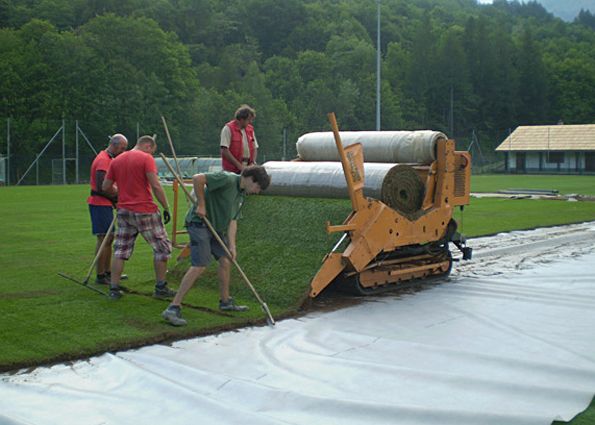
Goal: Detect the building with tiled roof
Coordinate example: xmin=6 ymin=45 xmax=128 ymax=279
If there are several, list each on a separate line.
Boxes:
xmin=495 ymin=124 xmax=595 ymax=173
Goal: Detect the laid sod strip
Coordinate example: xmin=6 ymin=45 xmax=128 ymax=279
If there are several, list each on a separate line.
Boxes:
xmin=472 ymin=174 xmax=595 ymax=196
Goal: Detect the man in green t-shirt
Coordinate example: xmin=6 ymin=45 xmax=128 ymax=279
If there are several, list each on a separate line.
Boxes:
xmin=162 ymin=165 xmax=271 ymax=326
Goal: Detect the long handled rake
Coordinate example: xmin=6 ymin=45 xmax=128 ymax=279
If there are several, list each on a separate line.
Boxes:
xmin=157 ymin=132 xmax=275 ymax=326
xmin=57 ymin=214 xmax=116 ymax=297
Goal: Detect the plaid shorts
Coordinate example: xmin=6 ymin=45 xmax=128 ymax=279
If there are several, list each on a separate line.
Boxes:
xmin=114 ymin=209 xmax=172 ymax=261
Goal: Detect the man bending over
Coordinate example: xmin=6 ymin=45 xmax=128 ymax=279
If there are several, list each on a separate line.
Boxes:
xmin=162 ymin=166 xmax=270 ymax=326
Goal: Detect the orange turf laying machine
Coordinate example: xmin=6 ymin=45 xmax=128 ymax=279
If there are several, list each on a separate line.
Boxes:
xmin=309 ymin=113 xmax=472 ymax=297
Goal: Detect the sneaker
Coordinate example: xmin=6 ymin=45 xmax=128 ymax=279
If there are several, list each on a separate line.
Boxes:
xmin=161 ymin=306 xmax=187 ymax=326
xmin=109 ymin=286 xmax=123 ymax=300
xmin=219 ymin=298 xmax=249 ymax=312
xmin=154 ymin=284 xmax=176 ymax=299
xmin=106 ymin=272 xmax=128 ymax=281
xmin=95 ymin=274 xmax=109 ymax=285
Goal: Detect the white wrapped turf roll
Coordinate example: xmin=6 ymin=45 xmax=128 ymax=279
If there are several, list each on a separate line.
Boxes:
xmin=263 ymin=161 xmax=425 ymax=215
xmin=296 ymin=131 xmax=446 ymax=164
xmin=264 ymin=161 xmax=390 ymax=199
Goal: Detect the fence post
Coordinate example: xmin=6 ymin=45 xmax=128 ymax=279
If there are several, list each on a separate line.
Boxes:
xmin=62 ymin=119 xmax=66 ymax=185
xmin=75 ymin=120 xmax=79 ymax=184
xmin=6 ymin=118 xmax=10 ymax=186
xmin=282 ymin=128 xmax=287 ymax=161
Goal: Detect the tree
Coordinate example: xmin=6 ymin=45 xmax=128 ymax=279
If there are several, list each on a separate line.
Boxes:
xmin=516 ymin=27 xmax=549 ymax=124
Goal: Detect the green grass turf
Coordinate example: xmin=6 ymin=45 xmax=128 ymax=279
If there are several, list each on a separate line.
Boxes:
xmin=0 ymin=185 xmax=351 ymax=370
xmin=471 ymin=174 xmax=595 ymax=196
xmin=454 ymin=197 xmax=595 ymax=237
xmin=1 ymin=184 xmax=595 ymax=424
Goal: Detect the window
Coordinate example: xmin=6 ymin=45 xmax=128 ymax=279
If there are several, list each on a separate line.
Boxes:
xmin=546 ymin=152 xmax=564 ymax=164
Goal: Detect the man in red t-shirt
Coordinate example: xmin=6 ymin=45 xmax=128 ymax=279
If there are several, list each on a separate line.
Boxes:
xmin=87 ymin=134 xmax=128 ymax=285
xmin=102 ymin=135 xmax=175 ymax=300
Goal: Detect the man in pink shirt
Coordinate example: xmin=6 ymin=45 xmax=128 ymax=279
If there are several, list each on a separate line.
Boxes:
xmin=87 ymin=134 xmax=128 ymax=285
xmin=102 ymin=135 xmax=175 ymax=300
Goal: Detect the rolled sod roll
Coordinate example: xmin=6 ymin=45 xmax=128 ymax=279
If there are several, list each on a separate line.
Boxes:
xmin=380 ymin=164 xmax=425 ymax=215
xmin=296 ymin=131 xmax=446 ymax=165
xmin=263 ymin=161 xmax=425 ymax=215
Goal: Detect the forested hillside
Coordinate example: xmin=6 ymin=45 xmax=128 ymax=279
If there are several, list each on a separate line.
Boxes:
xmin=1 ymin=0 xmax=595 ymax=170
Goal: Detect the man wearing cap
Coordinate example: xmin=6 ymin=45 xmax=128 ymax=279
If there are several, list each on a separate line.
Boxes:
xmin=102 ymin=135 xmax=175 ymax=300
xmin=87 ymin=134 xmax=128 ymax=285
xmin=220 ymin=104 xmax=259 ymax=173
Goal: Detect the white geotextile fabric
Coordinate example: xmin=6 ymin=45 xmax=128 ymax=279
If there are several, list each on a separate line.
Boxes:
xmin=263 ymin=161 xmax=398 ymax=199
xmin=2 ymin=250 xmax=595 ymax=424
xmin=296 ymin=131 xmax=446 ymax=164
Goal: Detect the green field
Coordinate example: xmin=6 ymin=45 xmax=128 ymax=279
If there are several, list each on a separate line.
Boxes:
xmin=472 ymin=174 xmax=595 ymax=196
xmin=1 ymin=182 xmax=594 ymax=424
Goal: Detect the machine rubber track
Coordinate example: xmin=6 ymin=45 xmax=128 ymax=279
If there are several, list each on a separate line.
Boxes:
xmin=333 ymin=248 xmax=453 ymax=296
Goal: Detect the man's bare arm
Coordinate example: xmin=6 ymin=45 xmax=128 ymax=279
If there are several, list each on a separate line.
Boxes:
xmin=227 ymin=219 xmax=237 ymax=260
xmin=192 ymin=174 xmax=207 ymax=217
xmin=95 ymin=170 xmax=117 ymax=201
xmin=102 ymin=176 xmax=115 ymax=194
xmin=147 ymin=172 xmax=169 ymax=211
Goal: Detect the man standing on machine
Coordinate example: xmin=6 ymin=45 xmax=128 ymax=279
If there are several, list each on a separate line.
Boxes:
xmin=87 ymin=134 xmax=128 ymax=285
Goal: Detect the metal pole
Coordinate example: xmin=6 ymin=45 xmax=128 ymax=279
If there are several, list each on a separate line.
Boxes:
xmin=62 ymin=119 xmax=66 ymax=185
xmin=282 ymin=128 xmax=287 ymax=161
xmin=16 ymin=125 xmax=63 ymax=185
xmin=75 ymin=120 xmax=79 ymax=184
xmin=6 ymin=118 xmax=10 ymax=185
xmin=78 ymin=126 xmax=98 ymax=155
xmin=508 ymin=128 xmax=512 ymax=173
xmin=449 ymin=85 xmax=454 ymax=137
xmin=36 ymin=154 xmax=39 ymax=185
xmin=375 ymin=0 xmax=381 ymax=131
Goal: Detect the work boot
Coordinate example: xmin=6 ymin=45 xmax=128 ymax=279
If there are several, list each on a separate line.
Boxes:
xmin=219 ymin=298 xmax=249 ymax=312
xmin=109 ymin=285 xmax=123 ymax=300
xmin=161 ymin=306 xmax=187 ymax=326
xmin=154 ymin=283 xmax=176 ymax=299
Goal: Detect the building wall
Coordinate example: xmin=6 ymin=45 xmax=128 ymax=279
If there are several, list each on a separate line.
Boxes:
xmin=506 ymin=151 xmax=592 ymax=174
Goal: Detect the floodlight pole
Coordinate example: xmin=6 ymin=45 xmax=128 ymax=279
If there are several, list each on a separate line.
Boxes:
xmin=75 ymin=120 xmax=79 ymax=184
xmin=62 ymin=118 xmax=66 ymax=185
xmin=376 ymin=0 xmax=381 ymax=131
xmin=6 ymin=118 xmax=10 ymax=186
xmin=282 ymin=127 xmax=287 ymax=161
